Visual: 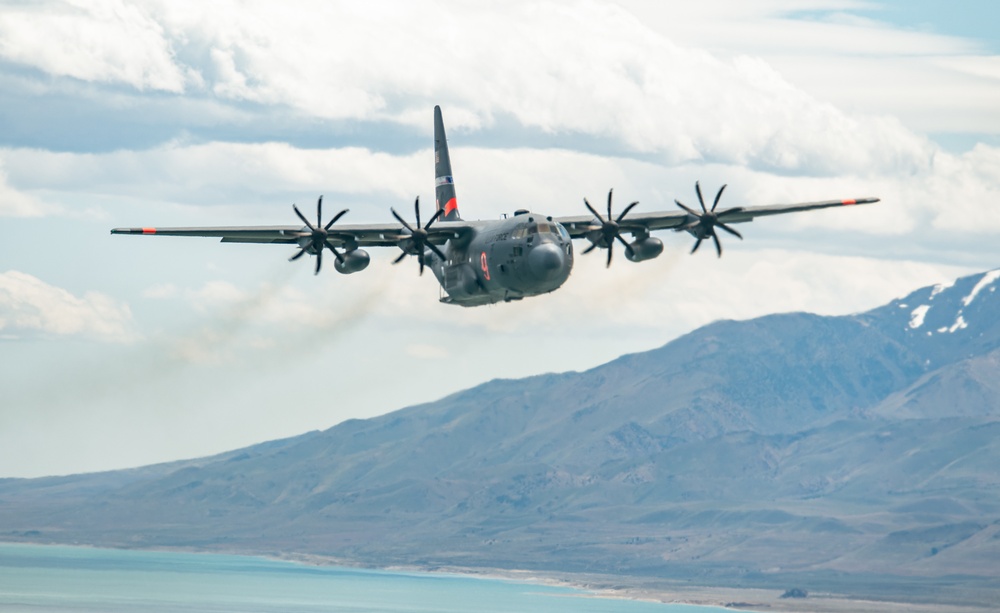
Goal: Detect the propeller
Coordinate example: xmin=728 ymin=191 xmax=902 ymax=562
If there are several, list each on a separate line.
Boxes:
xmin=582 ymin=188 xmax=640 ymax=267
xmin=391 ymin=196 xmax=447 ymax=275
xmin=289 ymin=195 xmax=349 ymax=275
xmin=674 ymin=181 xmax=744 ymax=258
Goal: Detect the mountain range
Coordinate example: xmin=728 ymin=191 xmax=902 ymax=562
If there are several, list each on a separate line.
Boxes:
xmin=2 ymin=269 xmax=999 ymax=607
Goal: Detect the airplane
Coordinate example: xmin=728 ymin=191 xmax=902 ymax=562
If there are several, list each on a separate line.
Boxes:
xmin=112 ymin=106 xmax=879 ymax=307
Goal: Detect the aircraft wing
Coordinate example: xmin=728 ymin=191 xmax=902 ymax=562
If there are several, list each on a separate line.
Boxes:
xmin=110 ymin=221 xmax=474 ymax=248
xmin=555 ymin=197 xmax=879 ymax=238
xmin=707 ymin=197 xmax=881 ymax=224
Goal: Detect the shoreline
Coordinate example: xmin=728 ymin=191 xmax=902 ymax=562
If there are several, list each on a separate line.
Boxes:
xmin=263 ymin=550 xmax=994 ymax=613
xmin=3 ymin=541 xmax=993 ymax=613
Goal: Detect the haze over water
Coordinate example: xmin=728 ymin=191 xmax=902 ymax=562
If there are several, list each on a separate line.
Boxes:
xmin=0 ymin=544 xmax=736 ymax=613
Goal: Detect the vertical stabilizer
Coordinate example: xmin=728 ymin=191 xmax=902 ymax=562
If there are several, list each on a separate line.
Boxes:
xmin=434 ymin=105 xmax=461 ymax=221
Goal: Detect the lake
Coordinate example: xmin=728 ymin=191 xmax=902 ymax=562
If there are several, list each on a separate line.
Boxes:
xmin=0 ymin=543 xmax=739 ymax=612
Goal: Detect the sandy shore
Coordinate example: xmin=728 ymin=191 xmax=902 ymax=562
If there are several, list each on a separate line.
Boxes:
xmin=265 ymin=552 xmax=994 ymax=613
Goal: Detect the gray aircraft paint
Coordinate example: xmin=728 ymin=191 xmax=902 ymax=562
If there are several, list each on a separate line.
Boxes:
xmin=427 ymin=213 xmax=574 ymax=306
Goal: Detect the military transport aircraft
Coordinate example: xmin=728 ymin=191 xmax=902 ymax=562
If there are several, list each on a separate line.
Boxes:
xmin=112 ymin=106 xmax=878 ymax=307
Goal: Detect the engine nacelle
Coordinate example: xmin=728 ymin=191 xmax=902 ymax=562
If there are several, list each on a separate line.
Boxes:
xmin=334 ymin=249 xmax=371 ymax=274
xmin=625 ymin=237 xmax=664 ymax=262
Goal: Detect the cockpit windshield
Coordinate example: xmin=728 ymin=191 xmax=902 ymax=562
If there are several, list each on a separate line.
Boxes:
xmin=513 ymin=221 xmax=570 ymax=240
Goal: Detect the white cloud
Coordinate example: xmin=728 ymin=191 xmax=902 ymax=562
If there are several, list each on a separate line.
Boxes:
xmin=406 ymin=344 xmax=450 ymax=360
xmin=0 ymin=0 xmax=949 ymax=174
xmin=936 ymin=56 xmax=1000 ymax=82
xmin=620 ymin=1 xmax=983 ymax=56
xmin=2 ymin=136 xmax=999 ymax=238
xmin=0 ymin=271 xmax=137 ymax=342
xmin=617 ymin=1 xmax=1000 ymax=136
xmin=0 ymin=0 xmax=189 ymax=92
xmin=1 ymin=143 xmax=425 ymax=208
xmin=142 ymin=282 xmax=178 ymax=299
xmin=0 ymin=164 xmax=53 ymax=217
xmin=923 ymin=145 xmax=1000 ymax=232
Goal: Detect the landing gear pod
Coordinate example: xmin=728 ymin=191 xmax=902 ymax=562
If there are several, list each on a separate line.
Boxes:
xmin=334 ymin=249 xmax=370 ymax=274
xmin=625 ymin=237 xmax=663 ymax=262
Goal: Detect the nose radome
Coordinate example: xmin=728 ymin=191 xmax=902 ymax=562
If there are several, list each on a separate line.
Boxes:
xmin=528 ymin=242 xmax=565 ymax=278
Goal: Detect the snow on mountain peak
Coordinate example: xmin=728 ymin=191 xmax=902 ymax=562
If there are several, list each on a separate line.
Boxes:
xmin=909 ymin=305 xmax=930 ymax=329
xmin=930 ymin=279 xmax=956 ymax=298
xmin=948 ymin=315 xmax=969 ymax=333
xmin=962 ymin=270 xmax=1000 ymax=307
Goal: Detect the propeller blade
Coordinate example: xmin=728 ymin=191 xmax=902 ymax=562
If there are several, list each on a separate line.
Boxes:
xmin=324 ymin=208 xmax=349 ymax=231
xmin=712 ymin=184 xmax=727 ymax=212
xmin=293 ymin=204 xmax=316 ymax=231
xmin=581 ymin=189 xmax=639 ymax=267
xmin=324 ymin=239 xmax=345 ymax=264
xmin=615 ymin=234 xmax=634 ymax=258
xmin=675 ymin=199 xmax=700 ymax=218
xmin=424 ymin=208 xmax=444 ymax=231
xmin=583 ymin=198 xmax=603 ymax=222
xmin=414 ymin=196 xmax=421 ymax=230
xmin=391 ymin=207 xmax=415 ymax=234
xmin=316 ymin=195 xmax=323 ymax=227
xmin=393 ymin=251 xmax=408 ymax=264
xmin=289 ymin=247 xmax=308 ymax=262
xmin=418 ymin=252 xmax=425 ymax=276
xmin=717 ymin=222 xmax=743 ymax=239
xmin=681 ymin=183 xmax=741 ymax=256
xmin=616 ymin=201 xmax=639 ymax=223
xmin=315 ymin=248 xmax=322 ymax=275
xmin=427 ymin=242 xmax=447 ymax=262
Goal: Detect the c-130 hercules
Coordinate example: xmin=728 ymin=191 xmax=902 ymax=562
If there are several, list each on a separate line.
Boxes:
xmin=113 ymin=106 xmax=878 ymax=307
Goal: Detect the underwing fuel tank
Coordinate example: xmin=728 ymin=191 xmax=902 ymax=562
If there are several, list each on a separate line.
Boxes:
xmin=334 ymin=249 xmax=371 ymax=274
xmin=625 ymin=237 xmax=664 ymax=262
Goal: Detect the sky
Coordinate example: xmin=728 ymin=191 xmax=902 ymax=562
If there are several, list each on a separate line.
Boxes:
xmin=1 ymin=0 xmax=998 ymax=478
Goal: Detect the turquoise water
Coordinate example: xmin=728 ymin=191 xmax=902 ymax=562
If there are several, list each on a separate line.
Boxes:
xmin=0 ymin=544 xmax=734 ymax=612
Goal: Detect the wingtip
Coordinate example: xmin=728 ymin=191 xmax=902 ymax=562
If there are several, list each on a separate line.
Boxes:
xmin=842 ymin=197 xmax=880 ymax=206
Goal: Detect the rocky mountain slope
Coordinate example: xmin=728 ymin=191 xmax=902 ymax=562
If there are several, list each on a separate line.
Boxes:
xmin=2 ymin=270 xmax=999 ymax=605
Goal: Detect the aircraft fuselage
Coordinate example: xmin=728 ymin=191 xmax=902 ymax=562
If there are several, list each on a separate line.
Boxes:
xmin=428 ymin=212 xmax=575 ymax=306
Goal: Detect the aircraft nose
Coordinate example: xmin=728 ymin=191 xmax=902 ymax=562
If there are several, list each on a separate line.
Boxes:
xmin=528 ymin=242 xmax=565 ymax=279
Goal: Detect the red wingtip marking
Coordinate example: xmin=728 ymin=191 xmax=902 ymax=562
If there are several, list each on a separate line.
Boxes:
xmin=444 ymin=198 xmax=458 ymax=215
xmin=142 ymin=227 xmax=157 ymax=234
xmin=841 ymin=199 xmax=857 ymax=206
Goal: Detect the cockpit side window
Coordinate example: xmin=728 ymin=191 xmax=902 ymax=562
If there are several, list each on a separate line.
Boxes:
xmin=512 ymin=225 xmax=528 ymax=239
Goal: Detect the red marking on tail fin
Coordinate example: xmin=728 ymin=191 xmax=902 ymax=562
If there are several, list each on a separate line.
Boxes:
xmin=841 ymin=199 xmax=857 ymax=206
xmin=444 ymin=198 xmax=458 ymax=216
xmin=142 ymin=227 xmax=157 ymax=234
